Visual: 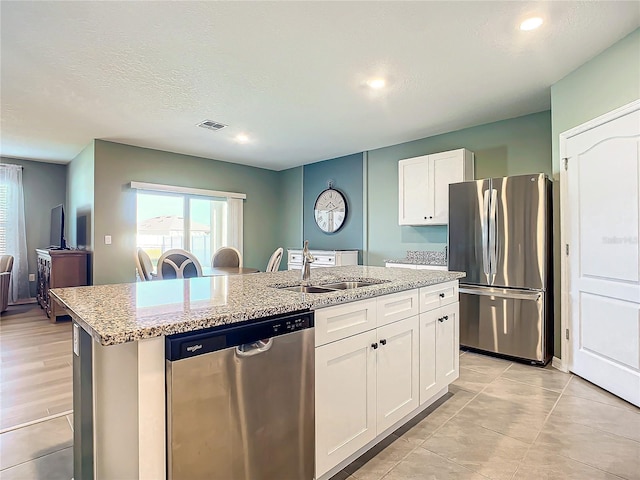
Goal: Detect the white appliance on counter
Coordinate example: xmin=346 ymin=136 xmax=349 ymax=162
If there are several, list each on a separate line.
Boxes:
xmin=288 ymin=249 xmax=358 ymax=270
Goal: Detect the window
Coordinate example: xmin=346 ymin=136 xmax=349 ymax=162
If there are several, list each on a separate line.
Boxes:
xmin=133 ymin=182 xmax=245 ymax=269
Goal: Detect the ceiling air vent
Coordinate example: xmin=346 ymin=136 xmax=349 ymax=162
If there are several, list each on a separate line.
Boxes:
xmin=197 ymin=119 xmax=227 ymax=131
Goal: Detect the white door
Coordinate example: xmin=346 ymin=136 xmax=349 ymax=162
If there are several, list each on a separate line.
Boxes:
xmin=315 ymin=330 xmax=377 ymax=477
xmin=565 ymin=103 xmax=640 ymax=407
xmin=399 ymin=156 xmax=431 ymax=225
xmin=376 ymin=316 xmax=420 ymax=433
xmin=419 ymin=310 xmax=438 ymax=404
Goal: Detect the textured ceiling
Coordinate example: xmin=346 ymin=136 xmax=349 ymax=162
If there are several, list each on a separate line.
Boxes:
xmin=1 ymin=1 xmax=638 ymax=170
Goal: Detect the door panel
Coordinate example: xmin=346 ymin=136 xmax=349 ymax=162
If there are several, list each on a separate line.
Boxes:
xmin=432 ymin=151 xmax=464 ymax=223
xmin=567 ymin=105 xmax=640 ymax=406
xmin=315 ymin=330 xmax=377 ymax=477
xmin=448 ymin=179 xmax=491 ymax=284
xmin=436 ymin=303 xmax=459 ymax=385
xmin=491 ymin=174 xmax=549 ymax=290
xmin=399 ymin=156 xmax=430 ymax=225
xmin=459 ymin=287 xmax=547 ymax=363
xmin=419 ymin=311 xmax=438 ymax=404
xmin=376 ymin=316 xmax=419 ymax=433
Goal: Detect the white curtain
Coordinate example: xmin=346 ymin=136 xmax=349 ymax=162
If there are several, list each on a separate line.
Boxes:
xmin=226 ymin=197 xmax=244 ymax=257
xmin=0 ymin=164 xmax=29 ymax=302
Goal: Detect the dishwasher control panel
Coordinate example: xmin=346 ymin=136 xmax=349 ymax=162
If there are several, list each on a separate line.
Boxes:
xmin=166 ymin=310 xmax=314 ymax=361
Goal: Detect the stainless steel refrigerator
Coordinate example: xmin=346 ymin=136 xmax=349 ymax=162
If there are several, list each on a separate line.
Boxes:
xmin=448 ymin=173 xmax=553 ymax=364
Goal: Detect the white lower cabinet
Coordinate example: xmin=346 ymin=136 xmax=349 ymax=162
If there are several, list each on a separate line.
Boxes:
xmin=419 ymin=302 xmax=460 ymax=404
xmin=315 ymin=330 xmax=377 ymax=477
xmin=315 ymin=283 xmax=459 ymax=479
xmin=315 ymin=316 xmax=419 ymax=478
xmin=375 ymin=316 xmax=420 ymax=432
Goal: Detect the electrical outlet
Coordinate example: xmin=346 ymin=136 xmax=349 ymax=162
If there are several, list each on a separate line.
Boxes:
xmin=29 ymin=273 xmax=36 ymax=282
xmin=105 ymin=235 xmax=112 ymax=245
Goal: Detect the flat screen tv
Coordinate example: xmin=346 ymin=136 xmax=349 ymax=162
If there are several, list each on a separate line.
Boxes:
xmin=50 ymin=204 xmax=67 ymax=249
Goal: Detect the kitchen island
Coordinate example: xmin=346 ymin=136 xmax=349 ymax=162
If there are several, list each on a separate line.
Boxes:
xmin=51 ymin=266 xmax=464 ymax=480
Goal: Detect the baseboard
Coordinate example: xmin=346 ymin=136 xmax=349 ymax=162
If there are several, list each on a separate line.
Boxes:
xmin=552 ymin=356 xmax=567 ymax=373
xmin=9 ymin=297 xmax=37 ymax=305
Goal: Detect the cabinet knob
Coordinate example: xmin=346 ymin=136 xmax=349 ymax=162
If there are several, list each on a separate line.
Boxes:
xmin=371 ymin=343 xmax=378 ymax=350
xmin=429 ymin=216 xmax=433 ymax=219
xmin=444 ymin=315 xmax=449 ymax=320
xmin=380 ymin=339 xmax=387 ymax=346
xmin=424 ymin=216 xmax=427 ymax=220
xmin=439 ymin=293 xmax=445 ymax=298
xmin=438 ymin=317 xmax=444 ymax=323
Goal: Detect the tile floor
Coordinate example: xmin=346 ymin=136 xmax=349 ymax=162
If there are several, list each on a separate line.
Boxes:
xmin=329 ymin=350 xmax=639 ymax=480
xmin=0 ymin=334 xmax=638 ymax=479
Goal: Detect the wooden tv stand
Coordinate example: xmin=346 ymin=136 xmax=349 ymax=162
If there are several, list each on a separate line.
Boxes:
xmin=36 ymin=249 xmax=89 ymax=322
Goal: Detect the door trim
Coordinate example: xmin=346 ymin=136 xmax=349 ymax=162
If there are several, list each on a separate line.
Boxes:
xmin=559 ymin=98 xmax=640 ymax=373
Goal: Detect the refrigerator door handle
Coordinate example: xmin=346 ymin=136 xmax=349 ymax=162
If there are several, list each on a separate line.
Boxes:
xmin=481 ymin=189 xmax=491 ymax=276
xmin=460 ymin=286 xmax=542 ymax=301
xmin=488 ymin=188 xmax=498 ymax=282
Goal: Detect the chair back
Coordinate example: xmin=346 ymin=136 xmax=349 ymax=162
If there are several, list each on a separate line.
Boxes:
xmin=211 ymin=246 xmax=242 ymax=268
xmin=157 ymin=249 xmax=203 ymax=279
xmin=135 ymin=248 xmax=154 ymax=281
xmin=0 ymin=255 xmax=14 ymax=274
xmin=265 ymin=247 xmax=283 ymax=273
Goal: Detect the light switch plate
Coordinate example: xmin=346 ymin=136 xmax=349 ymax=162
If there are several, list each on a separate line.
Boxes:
xmin=29 ymin=273 xmax=36 ymax=281
xmin=104 ymin=235 xmax=112 ymax=245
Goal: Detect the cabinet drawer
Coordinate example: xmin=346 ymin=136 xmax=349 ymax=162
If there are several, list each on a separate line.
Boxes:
xmin=416 ymin=265 xmax=448 ymax=271
xmin=385 ymin=263 xmax=417 ymax=270
xmin=376 ymin=290 xmax=419 ymax=327
xmin=313 ymin=255 xmax=336 ymax=266
xmin=289 ymin=253 xmax=303 ymax=264
xmin=315 ymin=299 xmax=377 ymax=347
xmin=419 ymin=281 xmax=458 ymax=312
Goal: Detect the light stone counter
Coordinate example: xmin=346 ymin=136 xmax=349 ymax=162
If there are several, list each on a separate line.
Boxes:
xmin=51 ymin=265 xmax=464 ymax=346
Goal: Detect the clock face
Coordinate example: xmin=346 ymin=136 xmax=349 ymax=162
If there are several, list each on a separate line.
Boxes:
xmin=314 ymin=188 xmax=347 ymax=233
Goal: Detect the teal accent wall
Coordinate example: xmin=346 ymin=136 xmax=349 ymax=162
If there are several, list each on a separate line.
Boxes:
xmin=1 ymin=156 xmax=67 ymax=296
xmin=303 ymin=153 xmax=364 ymax=261
xmin=90 ymin=140 xmax=282 ymax=285
xmin=550 ymin=28 xmax=640 ymax=358
xmin=278 ymin=166 xmax=303 ymax=267
xmin=367 ymin=111 xmax=552 ymax=266
xmin=66 ymin=142 xmax=95 ymax=284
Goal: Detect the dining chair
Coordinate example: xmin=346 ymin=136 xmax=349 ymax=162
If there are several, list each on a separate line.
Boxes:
xmin=265 ymin=247 xmax=283 ymax=273
xmin=0 ymin=255 xmax=14 ymax=312
xmin=157 ymin=249 xmax=203 ymax=279
xmin=135 ymin=248 xmax=155 ymax=281
xmin=211 ymin=246 xmax=243 ymax=268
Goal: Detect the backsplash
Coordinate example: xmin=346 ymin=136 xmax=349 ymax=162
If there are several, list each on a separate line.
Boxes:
xmin=406 ymin=250 xmax=447 ymax=264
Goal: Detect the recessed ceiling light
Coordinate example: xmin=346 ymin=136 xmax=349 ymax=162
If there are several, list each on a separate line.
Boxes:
xmin=520 ymin=17 xmax=543 ymax=31
xmin=235 ymin=133 xmax=250 ymax=143
xmin=366 ymin=78 xmax=386 ymax=89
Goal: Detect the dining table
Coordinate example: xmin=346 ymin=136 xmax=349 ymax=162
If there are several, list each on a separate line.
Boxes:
xmin=202 ymin=266 xmax=260 ymax=276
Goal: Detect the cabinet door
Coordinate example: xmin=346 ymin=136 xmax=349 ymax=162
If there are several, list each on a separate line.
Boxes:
xmin=376 ymin=316 xmax=420 ymax=433
xmin=430 ymin=150 xmax=465 ymax=224
xmin=315 ymin=330 xmax=377 ymax=478
xmin=420 ymin=303 xmax=460 ymax=403
xmin=399 ymin=156 xmax=431 ymax=225
xmin=436 ymin=302 xmax=460 ymax=386
xmin=419 ymin=310 xmax=438 ymax=404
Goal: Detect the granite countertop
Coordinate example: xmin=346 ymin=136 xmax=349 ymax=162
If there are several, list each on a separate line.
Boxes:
xmin=385 ymin=250 xmax=448 ymax=266
xmin=50 ymin=266 xmax=464 ymax=347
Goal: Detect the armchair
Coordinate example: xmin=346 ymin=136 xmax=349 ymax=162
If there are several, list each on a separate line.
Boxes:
xmin=0 ymin=255 xmax=14 ymax=313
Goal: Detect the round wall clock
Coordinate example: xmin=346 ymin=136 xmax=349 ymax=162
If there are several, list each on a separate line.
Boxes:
xmin=314 ymin=188 xmax=347 ymax=233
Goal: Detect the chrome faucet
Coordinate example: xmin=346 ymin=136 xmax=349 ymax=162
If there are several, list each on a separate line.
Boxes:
xmin=301 ymin=240 xmax=314 ymax=285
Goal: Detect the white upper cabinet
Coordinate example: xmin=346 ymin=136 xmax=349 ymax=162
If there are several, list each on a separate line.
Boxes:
xmin=398 ymin=148 xmax=474 ymax=225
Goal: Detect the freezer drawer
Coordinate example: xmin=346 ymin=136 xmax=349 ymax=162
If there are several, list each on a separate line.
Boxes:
xmin=459 ymin=285 xmax=550 ymax=364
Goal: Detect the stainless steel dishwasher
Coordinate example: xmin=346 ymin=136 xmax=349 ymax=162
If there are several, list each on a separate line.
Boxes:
xmin=165 ymin=310 xmax=315 ymax=480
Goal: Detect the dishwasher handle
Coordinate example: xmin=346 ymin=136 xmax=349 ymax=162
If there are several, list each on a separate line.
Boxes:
xmin=236 ymin=338 xmax=274 ymax=357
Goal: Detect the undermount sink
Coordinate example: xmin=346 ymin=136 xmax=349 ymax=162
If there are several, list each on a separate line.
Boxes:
xmin=279 ymin=285 xmax=337 ymax=294
xmin=319 ymin=281 xmax=383 ymax=290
